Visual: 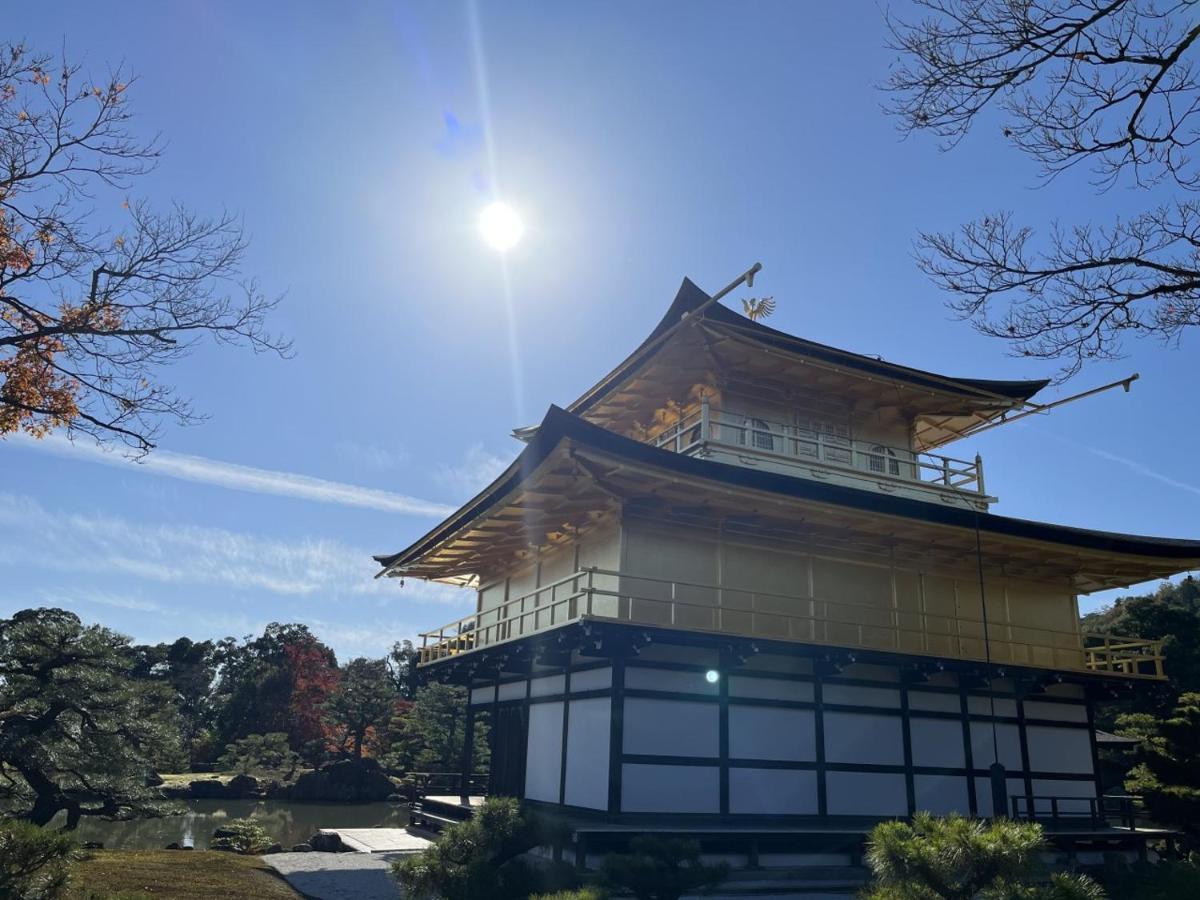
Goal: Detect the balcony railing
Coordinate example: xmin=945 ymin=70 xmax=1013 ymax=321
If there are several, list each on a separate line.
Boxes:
xmin=418 ymin=567 xmax=1165 ymax=679
xmin=1010 ymin=794 xmax=1145 ymax=831
xmin=646 ymin=401 xmax=987 ymax=497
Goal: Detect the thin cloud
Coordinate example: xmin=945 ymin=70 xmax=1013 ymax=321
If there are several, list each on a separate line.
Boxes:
xmin=335 ymin=440 xmax=410 ymax=472
xmin=0 ymin=493 xmax=469 ymax=603
xmin=435 ymin=444 xmax=510 ymax=498
xmin=8 ymin=433 xmax=453 ymax=517
xmin=38 ymin=587 xmax=162 ymax=613
xmin=1085 ymin=448 xmax=1200 ymax=499
xmin=1034 ymin=428 xmax=1200 ymax=499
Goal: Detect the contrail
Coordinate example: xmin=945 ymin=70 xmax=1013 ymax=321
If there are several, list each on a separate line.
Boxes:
xmin=6 ymin=433 xmax=455 ymax=517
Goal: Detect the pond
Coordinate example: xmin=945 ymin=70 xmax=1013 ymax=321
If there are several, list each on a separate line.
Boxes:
xmin=64 ymin=799 xmax=411 ymax=850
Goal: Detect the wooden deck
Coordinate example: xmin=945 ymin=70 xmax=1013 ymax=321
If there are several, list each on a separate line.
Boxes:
xmin=318 ymin=828 xmax=432 ymax=854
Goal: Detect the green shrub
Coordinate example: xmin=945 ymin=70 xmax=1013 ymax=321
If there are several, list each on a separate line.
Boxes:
xmin=1099 ymin=858 xmax=1200 ymax=899
xmin=392 ymin=797 xmax=569 ymax=900
xmin=0 ymin=819 xmax=77 ymax=899
xmin=862 ymin=813 xmax=1105 ymax=899
xmin=600 ymin=836 xmax=729 ymax=900
xmin=208 ymin=818 xmax=273 ymax=855
xmin=216 ymin=733 xmax=301 ymax=780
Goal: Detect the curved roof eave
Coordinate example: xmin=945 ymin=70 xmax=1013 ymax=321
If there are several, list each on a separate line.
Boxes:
xmin=377 ymin=405 xmax=1200 ymax=576
xmin=567 ymin=276 xmax=1049 ymax=419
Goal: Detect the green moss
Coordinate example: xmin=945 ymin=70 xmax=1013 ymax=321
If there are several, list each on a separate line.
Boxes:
xmin=65 ymin=851 xmax=300 ymax=900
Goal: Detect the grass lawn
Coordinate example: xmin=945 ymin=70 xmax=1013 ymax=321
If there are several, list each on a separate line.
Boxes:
xmin=66 ymin=850 xmax=302 ymax=899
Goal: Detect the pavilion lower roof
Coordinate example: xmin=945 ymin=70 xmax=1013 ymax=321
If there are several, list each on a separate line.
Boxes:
xmin=377 ymin=408 xmax=1200 ymax=594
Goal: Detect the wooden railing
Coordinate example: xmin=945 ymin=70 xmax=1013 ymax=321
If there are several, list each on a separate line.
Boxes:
xmin=646 ymin=400 xmax=987 ymax=497
xmin=1082 ymin=633 xmax=1166 ymax=678
xmin=1011 ymin=794 xmax=1143 ymax=831
xmin=402 ymin=771 xmax=489 ymax=798
xmin=418 ymin=568 xmax=1165 ymax=679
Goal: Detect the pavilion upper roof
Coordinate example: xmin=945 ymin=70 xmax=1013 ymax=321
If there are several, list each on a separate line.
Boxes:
xmin=528 ymin=277 xmax=1050 ymax=452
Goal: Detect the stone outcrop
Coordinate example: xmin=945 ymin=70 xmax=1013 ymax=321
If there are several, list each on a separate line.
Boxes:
xmin=287 ymin=759 xmax=396 ymax=803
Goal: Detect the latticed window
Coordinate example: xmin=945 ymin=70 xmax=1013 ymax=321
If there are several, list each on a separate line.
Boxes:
xmin=741 ymin=417 xmax=776 ymax=452
xmin=868 ymin=444 xmax=901 ymax=476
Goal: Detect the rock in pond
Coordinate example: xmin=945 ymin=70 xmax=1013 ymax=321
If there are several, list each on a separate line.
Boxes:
xmin=307 ymin=832 xmax=344 ymax=853
xmin=288 ymin=758 xmax=396 ymax=803
xmin=226 ymin=773 xmax=261 ymax=797
xmin=188 ymin=778 xmax=229 ymax=799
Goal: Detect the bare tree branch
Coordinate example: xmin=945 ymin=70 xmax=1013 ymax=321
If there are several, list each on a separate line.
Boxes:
xmin=886 ymin=1 xmax=1200 ymax=377
xmin=0 ymin=43 xmax=289 ymax=454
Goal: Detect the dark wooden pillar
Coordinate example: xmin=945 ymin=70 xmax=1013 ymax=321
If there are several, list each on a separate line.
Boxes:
xmin=459 ymin=702 xmax=476 ymax=806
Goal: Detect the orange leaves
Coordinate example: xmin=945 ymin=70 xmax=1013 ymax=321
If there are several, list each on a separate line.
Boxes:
xmin=0 ymin=214 xmax=32 ymax=274
xmin=0 ymin=338 xmax=79 ymax=437
xmin=58 ymin=299 xmax=123 ymax=332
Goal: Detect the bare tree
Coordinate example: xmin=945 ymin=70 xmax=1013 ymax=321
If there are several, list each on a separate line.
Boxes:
xmin=885 ymin=0 xmax=1200 ymax=376
xmin=0 ymin=43 xmax=288 ymax=453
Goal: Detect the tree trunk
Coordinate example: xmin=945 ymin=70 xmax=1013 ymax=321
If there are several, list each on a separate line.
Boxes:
xmin=27 ymin=794 xmax=64 ymax=828
xmin=11 ymin=759 xmax=68 ymax=828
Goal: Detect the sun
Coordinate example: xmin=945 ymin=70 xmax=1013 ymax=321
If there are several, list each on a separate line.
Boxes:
xmin=478 ymin=202 xmax=524 ymax=252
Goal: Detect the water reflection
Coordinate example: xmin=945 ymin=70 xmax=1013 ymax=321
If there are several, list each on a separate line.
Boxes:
xmin=62 ymin=799 xmax=410 ymax=850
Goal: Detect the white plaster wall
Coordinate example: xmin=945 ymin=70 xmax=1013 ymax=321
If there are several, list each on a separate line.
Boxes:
xmin=729 ymin=768 xmax=819 ymax=815
xmin=728 ymin=676 xmax=813 ymax=702
xmin=1024 ymin=700 xmax=1088 ymax=723
xmin=469 ymin=685 xmax=495 ymax=706
xmin=621 ymin=764 xmax=720 ymax=813
xmin=967 ymin=696 xmax=1018 ymax=717
xmin=625 ymin=666 xmax=717 ymax=695
xmin=974 ymin=777 xmax=1030 ymax=817
xmin=728 ymin=706 xmax=816 ymax=761
xmin=908 ymin=691 xmax=961 ymax=713
xmin=1030 ymin=778 xmax=1097 ymax=814
xmin=969 ymin=721 xmax=1023 ymax=769
xmin=826 ymin=771 xmax=908 ymax=816
xmin=623 ymin=698 xmax=719 ymax=757
xmin=823 ymin=684 xmax=900 ymax=708
xmin=524 ymin=701 xmax=563 ymax=803
xmin=824 ymin=712 xmax=904 ymax=765
xmin=497 ymin=680 xmax=527 ymax=702
xmin=913 ymin=774 xmax=970 ymax=815
xmin=910 ymin=717 xmax=967 ymax=769
xmin=1026 ymin=725 xmax=1094 ymax=774
xmin=569 ymin=666 xmax=612 ymax=692
xmin=529 ymin=674 xmax=565 ymax=698
xmin=564 ymin=697 xmax=610 ymax=810
xmin=840 ymin=664 xmax=901 ymax=682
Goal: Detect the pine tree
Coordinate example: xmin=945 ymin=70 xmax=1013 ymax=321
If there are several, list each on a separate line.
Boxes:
xmin=1122 ymin=692 xmax=1200 ymax=848
xmin=0 ymin=608 xmax=179 ymax=828
xmin=862 ymin=813 xmax=1104 ymax=900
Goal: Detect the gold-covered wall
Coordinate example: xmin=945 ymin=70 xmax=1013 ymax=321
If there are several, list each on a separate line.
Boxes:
xmin=617 ymin=518 xmax=1084 ymax=670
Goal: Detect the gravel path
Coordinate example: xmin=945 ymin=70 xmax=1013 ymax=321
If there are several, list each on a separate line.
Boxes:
xmin=265 ymin=851 xmax=406 ymax=900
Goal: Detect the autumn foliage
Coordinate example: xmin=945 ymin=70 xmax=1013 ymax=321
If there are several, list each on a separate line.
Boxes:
xmin=0 ymin=43 xmax=286 ymax=453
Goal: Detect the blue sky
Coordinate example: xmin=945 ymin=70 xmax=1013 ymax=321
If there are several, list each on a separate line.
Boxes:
xmin=3 ymin=2 xmax=1197 ymax=661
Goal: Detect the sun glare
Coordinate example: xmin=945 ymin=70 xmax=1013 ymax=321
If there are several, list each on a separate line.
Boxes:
xmin=479 ymin=202 xmax=524 ymax=252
